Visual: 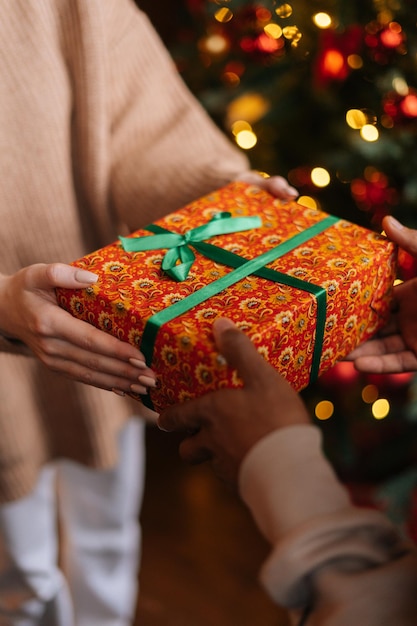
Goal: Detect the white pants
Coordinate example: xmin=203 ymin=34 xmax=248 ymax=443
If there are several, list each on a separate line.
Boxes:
xmin=0 ymin=418 xmax=145 ymax=626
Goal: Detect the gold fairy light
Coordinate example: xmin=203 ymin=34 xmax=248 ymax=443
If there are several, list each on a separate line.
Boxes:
xmin=275 ymin=3 xmax=293 ymax=18
xmin=264 ymin=23 xmax=283 ymax=39
xmin=360 ymin=124 xmax=379 ymax=141
xmin=362 ymin=384 xmax=379 ymax=403
xmin=381 ymin=114 xmax=394 ymax=128
xmin=392 ymin=76 xmax=408 ymax=95
xmin=231 ymin=120 xmax=252 ymax=135
xmin=346 ymin=109 xmax=367 ymax=129
xmin=346 ymin=109 xmax=379 ymax=140
xmin=311 ymin=167 xmax=330 ymax=187
xmin=372 ymin=398 xmax=390 ymax=419
xmin=313 ymin=12 xmax=332 ymax=29
xmin=226 ymin=92 xmax=270 ymax=125
xmin=347 ymin=54 xmax=363 ymax=69
xmin=297 ymin=196 xmax=318 ymax=209
xmin=282 ymin=25 xmax=302 ymax=46
xmin=235 ymin=129 xmax=257 ymax=150
xmin=199 ymin=33 xmax=229 ymax=56
xmin=214 ymin=7 xmax=233 ymax=23
xmin=315 ymin=400 xmax=334 ymax=420
xmin=222 ymin=71 xmax=240 ymax=87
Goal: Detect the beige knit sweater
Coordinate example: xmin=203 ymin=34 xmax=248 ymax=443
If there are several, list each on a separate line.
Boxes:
xmin=0 ymin=0 xmax=248 ymax=502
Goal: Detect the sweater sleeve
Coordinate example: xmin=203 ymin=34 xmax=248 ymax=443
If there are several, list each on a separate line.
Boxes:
xmin=0 ymin=334 xmax=32 ymax=356
xmin=239 ymin=425 xmax=417 ymax=624
xmin=105 ymin=0 xmax=250 ymax=229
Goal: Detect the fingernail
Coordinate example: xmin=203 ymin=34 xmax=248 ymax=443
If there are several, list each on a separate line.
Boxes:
xmin=129 ymin=358 xmax=147 ymax=369
xmin=112 ymin=388 xmax=126 ymax=397
xmin=75 ymin=269 xmax=98 ymax=284
xmin=138 ymin=375 xmax=157 ymax=388
xmin=131 ymin=383 xmax=147 ymax=395
xmin=287 ymin=187 xmax=299 ymax=197
xmin=385 ymin=215 xmax=403 ymax=229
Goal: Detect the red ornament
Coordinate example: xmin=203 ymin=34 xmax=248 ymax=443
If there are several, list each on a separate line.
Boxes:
xmin=397 ymin=247 xmax=417 ymax=281
xmin=366 ymin=372 xmax=414 ymax=389
xmin=383 ymin=89 xmax=417 ymax=128
xmin=313 ymin=25 xmax=363 ymax=87
xmin=364 ymin=20 xmax=406 ymax=64
xmin=320 ymin=361 xmax=360 ymax=388
xmin=350 ymin=171 xmax=398 ymax=226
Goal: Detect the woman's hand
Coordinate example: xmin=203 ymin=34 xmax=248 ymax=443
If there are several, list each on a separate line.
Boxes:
xmin=158 ymin=318 xmax=309 ymax=486
xmin=236 ymin=170 xmax=299 ymax=201
xmin=0 ymin=263 xmax=155 ymax=394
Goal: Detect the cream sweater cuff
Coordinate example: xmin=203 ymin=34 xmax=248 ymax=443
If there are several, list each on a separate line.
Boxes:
xmin=238 ymin=424 xmax=351 ymax=544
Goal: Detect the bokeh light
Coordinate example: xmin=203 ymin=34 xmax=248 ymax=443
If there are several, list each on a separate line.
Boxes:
xmin=315 ymin=400 xmax=334 ymax=420
xmin=372 ymin=398 xmax=390 ymax=419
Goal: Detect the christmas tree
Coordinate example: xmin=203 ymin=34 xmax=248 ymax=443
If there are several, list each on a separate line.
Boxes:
xmin=142 ymin=0 xmax=417 ymax=529
xmin=171 ymin=0 xmax=417 ymax=236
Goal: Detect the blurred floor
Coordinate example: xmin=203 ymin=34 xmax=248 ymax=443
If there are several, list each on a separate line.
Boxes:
xmin=134 ymin=425 xmax=290 ymax=626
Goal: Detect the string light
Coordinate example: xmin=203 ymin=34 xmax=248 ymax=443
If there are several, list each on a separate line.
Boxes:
xmin=199 ymin=33 xmax=229 ymax=56
xmin=297 ymin=196 xmax=318 ymax=209
xmin=321 ymin=49 xmax=345 ymax=77
xmin=346 ymin=109 xmax=367 ymax=129
xmin=360 ymin=124 xmax=379 ymax=141
xmin=235 ymin=129 xmax=257 ymax=149
xmin=347 ymin=54 xmax=363 ymax=69
xmin=231 ymin=120 xmax=252 ymax=135
xmin=313 ymin=12 xmax=332 ymax=29
xmin=205 ymin=0 xmax=406 ymax=226
xmin=311 ymin=167 xmax=330 ymax=187
xmin=275 ymin=4 xmax=293 ymax=19
xmin=362 ymin=384 xmax=379 ymax=403
xmin=282 ymin=25 xmax=302 ymax=46
xmin=372 ymin=398 xmax=390 ymax=419
xmin=392 ymin=77 xmax=408 ymax=95
xmin=264 ymin=23 xmax=283 ymax=39
xmin=226 ymin=93 xmax=270 ymax=125
xmin=315 ymin=400 xmax=334 ymax=420
xmin=214 ymin=7 xmax=233 ymax=23
xmin=380 ymin=22 xmax=404 ymax=48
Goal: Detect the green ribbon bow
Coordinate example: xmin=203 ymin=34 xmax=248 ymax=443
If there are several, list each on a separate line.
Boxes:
xmin=119 ymin=212 xmax=262 ymax=281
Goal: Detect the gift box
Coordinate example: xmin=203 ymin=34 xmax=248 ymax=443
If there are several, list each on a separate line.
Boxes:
xmin=56 ymin=181 xmax=396 ymax=412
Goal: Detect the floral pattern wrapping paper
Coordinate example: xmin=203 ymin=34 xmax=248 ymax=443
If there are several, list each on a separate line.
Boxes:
xmin=56 ymin=182 xmax=397 ymax=412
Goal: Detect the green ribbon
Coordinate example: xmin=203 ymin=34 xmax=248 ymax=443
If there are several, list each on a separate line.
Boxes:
xmin=119 ymin=212 xmax=262 ymax=281
xmin=131 ymin=214 xmax=339 ymax=410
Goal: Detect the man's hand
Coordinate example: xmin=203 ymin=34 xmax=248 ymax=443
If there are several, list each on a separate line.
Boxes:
xmin=158 ymin=318 xmax=309 ymax=486
xmin=0 ymin=263 xmax=155 ymax=394
xmin=348 ymin=216 xmax=417 ymax=374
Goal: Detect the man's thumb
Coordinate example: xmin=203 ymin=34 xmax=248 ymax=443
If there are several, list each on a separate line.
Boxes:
xmin=383 ymin=216 xmax=417 ymax=257
xmin=212 ymin=317 xmax=269 ymax=385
